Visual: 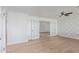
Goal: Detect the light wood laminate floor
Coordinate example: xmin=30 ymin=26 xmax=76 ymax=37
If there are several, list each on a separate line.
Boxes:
xmin=7 ymin=33 xmax=79 ymax=53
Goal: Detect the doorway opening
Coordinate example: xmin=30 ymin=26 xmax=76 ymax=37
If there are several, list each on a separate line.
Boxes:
xmin=39 ymin=21 xmax=50 ymax=40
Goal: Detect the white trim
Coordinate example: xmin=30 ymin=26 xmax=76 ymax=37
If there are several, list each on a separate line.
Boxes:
xmin=31 ymin=37 xmax=39 ymax=40
xmin=7 ymin=40 xmax=28 ymax=45
xmin=59 ymin=35 xmax=79 ymax=40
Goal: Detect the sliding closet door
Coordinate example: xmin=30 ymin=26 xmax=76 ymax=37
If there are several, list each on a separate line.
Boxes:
xmin=31 ymin=19 xmax=40 ymax=40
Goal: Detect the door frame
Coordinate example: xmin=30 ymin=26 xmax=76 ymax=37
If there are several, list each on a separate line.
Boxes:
xmin=39 ymin=20 xmax=51 ymax=37
xmin=0 ymin=7 xmax=7 ymax=53
xmin=39 ymin=21 xmax=50 ymax=37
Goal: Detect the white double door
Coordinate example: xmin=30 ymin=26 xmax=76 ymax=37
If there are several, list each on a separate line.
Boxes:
xmin=31 ymin=19 xmax=40 ymax=40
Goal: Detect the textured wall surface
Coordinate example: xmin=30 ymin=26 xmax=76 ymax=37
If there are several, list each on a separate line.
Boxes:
xmin=58 ymin=15 xmax=79 ymax=39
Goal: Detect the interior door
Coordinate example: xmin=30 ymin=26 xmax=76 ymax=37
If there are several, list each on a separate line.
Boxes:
xmin=31 ymin=19 xmax=40 ymax=40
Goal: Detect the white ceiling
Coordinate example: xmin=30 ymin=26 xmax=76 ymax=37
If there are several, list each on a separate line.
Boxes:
xmin=5 ymin=6 xmax=79 ymax=19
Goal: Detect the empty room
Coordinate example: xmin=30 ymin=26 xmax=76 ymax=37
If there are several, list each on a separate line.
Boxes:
xmin=0 ymin=6 xmax=79 ymax=53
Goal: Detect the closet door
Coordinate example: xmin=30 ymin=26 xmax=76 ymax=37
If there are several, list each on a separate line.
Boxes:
xmin=31 ymin=19 xmax=40 ymax=40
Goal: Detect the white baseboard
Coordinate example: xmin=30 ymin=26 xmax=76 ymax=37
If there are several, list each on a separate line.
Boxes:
xmin=7 ymin=37 xmax=39 ymax=45
xmin=31 ymin=36 xmax=39 ymax=40
xmin=58 ymin=34 xmax=79 ymax=40
xmin=7 ymin=40 xmax=28 ymax=45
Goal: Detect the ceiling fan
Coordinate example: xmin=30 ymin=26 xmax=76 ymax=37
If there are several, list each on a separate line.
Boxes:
xmin=59 ymin=11 xmax=73 ymax=17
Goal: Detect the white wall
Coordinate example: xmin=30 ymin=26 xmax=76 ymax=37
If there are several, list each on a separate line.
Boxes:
xmin=58 ymin=15 xmax=79 ymax=39
xmin=7 ymin=12 xmax=32 ymax=45
xmin=40 ymin=22 xmax=50 ymax=32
